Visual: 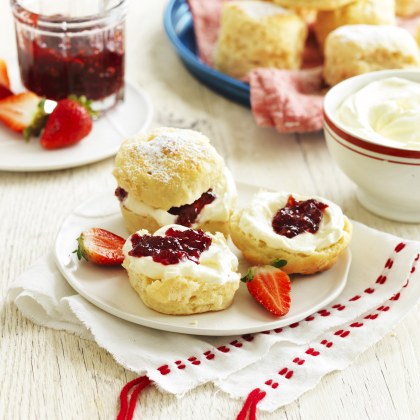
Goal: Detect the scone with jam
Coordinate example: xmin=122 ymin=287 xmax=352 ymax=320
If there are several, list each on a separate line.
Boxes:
xmin=230 ymin=191 xmax=352 ymax=274
xmin=113 ymin=127 xmax=236 ymax=236
xmin=122 ymin=224 xmax=240 ymax=315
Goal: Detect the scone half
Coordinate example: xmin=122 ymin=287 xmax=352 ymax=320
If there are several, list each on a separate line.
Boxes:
xmin=127 ymin=274 xmax=240 ymax=315
xmin=122 ymin=225 xmax=240 ymax=315
xmin=230 ymin=191 xmax=352 ymax=275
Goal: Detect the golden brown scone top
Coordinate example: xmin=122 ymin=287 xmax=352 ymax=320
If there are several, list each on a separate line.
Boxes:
xmin=271 ymin=0 xmax=355 ymax=11
xmin=113 ymin=127 xmax=225 ymax=210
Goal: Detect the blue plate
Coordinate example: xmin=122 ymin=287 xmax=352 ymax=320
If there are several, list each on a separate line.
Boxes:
xmin=163 ymin=0 xmax=251 ymax=107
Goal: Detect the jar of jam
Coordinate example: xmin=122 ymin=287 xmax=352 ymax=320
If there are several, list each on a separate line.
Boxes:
xmin=11 ymin=0 xmax=128 ymax=113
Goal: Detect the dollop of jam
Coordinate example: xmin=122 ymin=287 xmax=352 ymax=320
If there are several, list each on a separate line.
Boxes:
xmin=272 ymin=195 xmax=328 ymax=238
xmin=168 ymin=189 xmax=216 ymax=227
xmin=128 ymin=227 xmax=212 ymax=265
xmin=115 ymin=187 xmax=128 ymax=202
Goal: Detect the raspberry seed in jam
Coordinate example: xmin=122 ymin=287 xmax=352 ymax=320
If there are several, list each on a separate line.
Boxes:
xmin=272 ymin=195 xmax=328 ymax=238
xmin=168 ymin=189 xmax=216 ymax=227
xmin=128 ymin=227 xmax=212 ymax=265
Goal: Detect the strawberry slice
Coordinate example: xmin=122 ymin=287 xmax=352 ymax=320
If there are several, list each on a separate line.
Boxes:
xmin=0 ymin=58 xmax=10 ymax=88
xmin=242 ymin=265 xmax=291 ymax=317
xmin=0 ymin=84 xmax=13 ymax=100
xmin=0 ymin=92 xmax=47 ymax=138
xmin=40 ymin=95 xmax=96 ymax=149
xmin=74 ymin=228 xmax=126 ymax=266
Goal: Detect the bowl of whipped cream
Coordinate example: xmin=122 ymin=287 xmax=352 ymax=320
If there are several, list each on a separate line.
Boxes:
xmin=323 ymin=69 xmax=420 ymax=223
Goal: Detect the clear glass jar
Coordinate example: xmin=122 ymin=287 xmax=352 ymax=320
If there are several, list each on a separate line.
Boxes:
xmin=11 ymin=0 xmax=128 ymax=113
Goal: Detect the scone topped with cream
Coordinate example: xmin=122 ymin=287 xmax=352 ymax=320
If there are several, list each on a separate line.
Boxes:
xmin=230 ymin=191 xmax=352 ymax=274
xmin=123 ymin=224 xmax=240 ymax=315
xmin=113 ymin=127 xmax=236 ymax=236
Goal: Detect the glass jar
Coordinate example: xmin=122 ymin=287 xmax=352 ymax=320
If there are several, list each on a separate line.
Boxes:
xmin=11 ymin=0 xmax=128 ymax=113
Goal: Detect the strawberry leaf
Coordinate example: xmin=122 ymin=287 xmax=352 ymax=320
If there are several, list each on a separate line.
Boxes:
xmin=68 ymin=95 xmax=98 ymax=119
xmin=271 ymin=258 xmax=287 ymax=269
xmin=241 ymin=268 xmax=254 ymax=283
xmin=23 ymin=99 xmax=49 ymax=141
xmin=72 ymin=235 xmax=87 ymax=261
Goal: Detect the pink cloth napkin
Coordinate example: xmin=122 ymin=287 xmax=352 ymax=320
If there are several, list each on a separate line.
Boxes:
xmin=187 ymin=0 xmax=420 ymax=134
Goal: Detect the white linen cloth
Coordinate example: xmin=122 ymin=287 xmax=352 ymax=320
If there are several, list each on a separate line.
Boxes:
xmin=8 ymin=222 xmax=420 ymax=413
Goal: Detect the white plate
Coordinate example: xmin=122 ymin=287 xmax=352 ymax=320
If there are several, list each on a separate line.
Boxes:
xmin=54 ymin=183 xmax=351 ymax=336
xmin=0 ymin=81 xmax=153 ymax=172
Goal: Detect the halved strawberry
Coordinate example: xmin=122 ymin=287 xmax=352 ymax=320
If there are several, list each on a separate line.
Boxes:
xmin=242 ymin=265 xmax=291 ymax=317
xmin=74 ymin=228 xmax=126 ymax=266
xmin=0 ymin=58 xmax=10 ymax=88
xmin=0 ymin=84 xmax=12 ymax=100
xmin=40 ymin=95 xmax=96 ymax=149
xmin=0 ymin=92 xmax=47 ymax=138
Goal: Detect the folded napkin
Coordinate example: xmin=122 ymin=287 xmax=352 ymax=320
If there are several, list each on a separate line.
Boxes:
xmin=9 ymin=221 xmax=420 ymax=415
xmin=187 ymin=0 xmax=420 ymax=134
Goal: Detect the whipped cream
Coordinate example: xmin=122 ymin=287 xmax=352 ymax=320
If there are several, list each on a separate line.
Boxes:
xmin=336 ymin=77 xmax=420 ymax=150
xmin=123 ymin=225 xmax=240 ymax=285
xmin=122 ymin=167 xmax=237 ymax=227
xmin=237 ymin=191 xmax=345 ymax=253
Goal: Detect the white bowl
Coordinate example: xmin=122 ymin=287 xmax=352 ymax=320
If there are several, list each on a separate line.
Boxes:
xmin=323 ymin=69 xmax=420 ymax=223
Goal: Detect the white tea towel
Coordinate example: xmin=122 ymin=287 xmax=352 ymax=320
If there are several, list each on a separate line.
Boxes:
xmin=9 ymin=222 xmax=420 ymax=412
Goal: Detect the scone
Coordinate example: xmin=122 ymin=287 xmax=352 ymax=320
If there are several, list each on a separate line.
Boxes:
xmin=113 ymin=127 xmax=236 ymax=236
xmin=272 ymin=0 xmax=355 ymax=11
xmin=122 ymin=224 xmax=240 ymax=315
xmin=214 ymin=1 xmax=307 ymax=79
xmin=314 ymin=0 xmax=396 ymax=48
xmin=395 ymin=0 xmax=420 ymax=16
xmin=323 ymin=25 xmax=420 ymax=86
xmin=230 ymin=191 xmax=352 ymax=274
xmin=417 ymin=23 xmax=420 ymax=46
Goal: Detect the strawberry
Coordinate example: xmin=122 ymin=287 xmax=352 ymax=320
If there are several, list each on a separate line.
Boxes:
xmin=241 ymin=263 xmax=291 ymax=317
xmin=0 ymin=58 xmax=10 ymax=88
xmin=40 ymin=95 xmax=96 ymax=149
xmin=74 ymin=228 xmax=126 ymax=266
xmin=0 ymin=84 xmax=12 ymax=100
xmin=0 ymin=92 xmax=47 ymax=138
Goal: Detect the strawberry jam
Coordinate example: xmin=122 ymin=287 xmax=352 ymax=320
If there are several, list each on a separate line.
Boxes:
xmin=115 ymin=187 xmax=127 ymax=202
xmin=12 ymin=1 xmax=127 ymax=109
xmin=168 ymin=190 xmax=216 ymax=227
xmin=17 ymin=36 xmax=124 ymax=102
xmin=128 ymin=227 xmax=212 ymax=265
xmin=272 ymin=195 xmax=328 ymax=238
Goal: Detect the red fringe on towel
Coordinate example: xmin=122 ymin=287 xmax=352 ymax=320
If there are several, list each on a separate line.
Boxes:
xmin=236 ymin=388 xmax=266 ymax=420
xmin=117 ymin=376 xmax=152 ymax=420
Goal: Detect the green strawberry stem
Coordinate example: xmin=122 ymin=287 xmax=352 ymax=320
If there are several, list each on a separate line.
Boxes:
xmin=271 ymin=258 xmax=287 ymax=268
xmin=23 ymin=99 xmax=49 ymax=141
xmin=68 ymin=95 xmax=99 ymax=119
xmin=73 ymin=235 xmax=87 ymax=261
xmin=241 ymin=259 xmax=288 ymax=283
xmin=241 ymin=268 xmax=254 ymax=283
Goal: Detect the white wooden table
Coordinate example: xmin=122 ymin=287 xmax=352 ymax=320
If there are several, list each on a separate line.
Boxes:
xmin=0 ymin=1 xmax=418 ymax=419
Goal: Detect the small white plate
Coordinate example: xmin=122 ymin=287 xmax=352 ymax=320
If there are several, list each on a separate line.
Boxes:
xmin=54 ymin=183 xmax=351 ymax=336
xmin=0 ymin=81 xmax=153 ymax=172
